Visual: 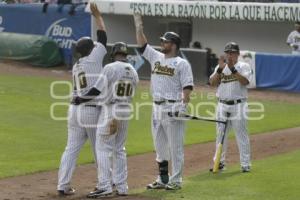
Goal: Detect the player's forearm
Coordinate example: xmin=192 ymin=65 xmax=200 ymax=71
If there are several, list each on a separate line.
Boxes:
xmin=228 ymin=66 xmax=249 ymax=86
xmin=209 ymin=74 xmax=221 ymax=87
xmin=71 ymin=88 xmax=101 ymax=105
xmin=134 ymin=14 xmax=147 ymax=46
xmin=234 ymin=73 xmax=249 ymax=86
xmin=94 ymin=16 xmax=106 ymax=32
xmin=136 ymin=31 xmax=147 ymax=47
xmin=182 ymin=87 xmax=193 ymax=104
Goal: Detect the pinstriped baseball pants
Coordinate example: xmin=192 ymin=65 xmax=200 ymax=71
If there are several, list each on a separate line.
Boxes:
xmin=214 ymin=102 xmax=251 ymax=167
xmin=152 ymin=104 xmax=185 ymax=185
xmin=95 ymin=104 xmax=129 ymax=194
xmin=57 ymin=105 xmax=101 ymax=191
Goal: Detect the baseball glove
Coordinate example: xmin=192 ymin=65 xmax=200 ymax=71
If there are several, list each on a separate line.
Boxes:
xmin=109 ymin=119 xmax=118 ymax=135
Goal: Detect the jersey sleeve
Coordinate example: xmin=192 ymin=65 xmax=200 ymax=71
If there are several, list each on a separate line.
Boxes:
xmin=179 ymin=60 xmax=194 ymax=88
xmin=88 ymin=42 xmax=107 ymax=66
xmin=239 ymin=63 xmax=252 ymax=82
xmin=142 ymin=44 xmax=163 ymax=67
xmin=97 ymin=30 xmax=107 ymax=47
xmin=93 ymin=64 xmax=114 ymax=93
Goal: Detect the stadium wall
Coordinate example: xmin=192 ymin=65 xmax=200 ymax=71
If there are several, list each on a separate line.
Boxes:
xmin=192 ymin=19 xmax=293 ymax=56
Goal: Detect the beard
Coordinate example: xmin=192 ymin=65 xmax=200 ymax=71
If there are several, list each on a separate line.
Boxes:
xmin=161 ymin=47 xmax=171 ymax=54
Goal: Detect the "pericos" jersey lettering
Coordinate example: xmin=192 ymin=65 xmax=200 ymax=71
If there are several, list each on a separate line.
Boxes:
xmin=152 ymin=61 xmax=175 ymax=76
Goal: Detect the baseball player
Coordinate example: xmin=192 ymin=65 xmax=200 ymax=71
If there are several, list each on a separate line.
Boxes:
xmin=86 ymin=42 xmax=139 ymax=198
xmin=57 ymin=3 xmax=107 ymax=196
xmin=133 ymin=15 xmax=194 ymax=190
xmin=287 ymin=21 xmax=300 ymax=55
xmin=209 ymin=42 xmax=251 ymax=173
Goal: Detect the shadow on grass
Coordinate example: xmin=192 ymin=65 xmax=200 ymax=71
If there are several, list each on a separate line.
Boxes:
xmin=190 ymin=170 xmax=242 ymax=182
xmin=211 ymin=170 xmax=242 ymax=179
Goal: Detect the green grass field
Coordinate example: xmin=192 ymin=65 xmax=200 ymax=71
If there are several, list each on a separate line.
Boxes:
xmin=141 ymin=150 xmax=300 ymax=200
xmin=1 ymin=74 xmax=300 ymax=178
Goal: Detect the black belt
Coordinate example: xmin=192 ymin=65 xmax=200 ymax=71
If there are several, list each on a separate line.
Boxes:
xmin=219 ymin=99 xmax=243 ymax=105
xmin=85 ymin=104 xmax=97 ymax=107
xmin=71 ymin=103 xmax=97 ymax=107
xmin=71 ymin=102 xmax=97 ymax=107
xmin=154 ymin=100 xmax=177 ymax=105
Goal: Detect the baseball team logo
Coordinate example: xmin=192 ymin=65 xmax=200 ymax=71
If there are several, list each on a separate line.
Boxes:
xmin=45 ymin=18 xmax=75 ymax=49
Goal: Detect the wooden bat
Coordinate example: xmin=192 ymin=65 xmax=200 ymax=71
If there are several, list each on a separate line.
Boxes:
xmin=212 ymin=112 xmax=230 ymax=173
xmin=167 ymin=112 xmax=226 ymax=124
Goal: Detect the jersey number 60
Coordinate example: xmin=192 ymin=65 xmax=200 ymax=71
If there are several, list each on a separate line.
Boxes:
xmin=115 ymin=81 xmax=133 ymax=97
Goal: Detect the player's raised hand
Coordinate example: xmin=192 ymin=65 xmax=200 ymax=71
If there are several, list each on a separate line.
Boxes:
xmin=90 ymin=2 xmax=101 ymax=18
xmin=133 ymin=14 xmax=143 ymax=29
xmin=134 ymin=14 xmax=147 ymax=46
xmin=90 ymin=2 xmax=106 ymax=31
xmin=218 ymin=55 xmax=226 ymax=69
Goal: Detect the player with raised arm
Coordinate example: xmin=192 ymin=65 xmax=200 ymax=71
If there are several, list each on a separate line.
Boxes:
xmin=57 ymin=3 xmax=107 ymax=196
xmin=133 ymin=14 xmax=194 ymax=190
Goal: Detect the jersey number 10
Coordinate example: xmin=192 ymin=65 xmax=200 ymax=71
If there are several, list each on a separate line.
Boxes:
xmin=73 ymin=72 xmax=87 ymax=90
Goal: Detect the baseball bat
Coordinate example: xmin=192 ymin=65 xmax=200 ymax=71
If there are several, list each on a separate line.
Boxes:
xmin=212 ymin=112 xmax=230 ymax=173
xmin=168 ymin=112 xmax=226 ymax=124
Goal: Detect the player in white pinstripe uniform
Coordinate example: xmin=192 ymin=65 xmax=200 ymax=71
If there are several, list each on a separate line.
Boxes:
xmin=286 ymin=21 xmax=300 ymax=55
xmin=134 ymin=15 xmax=194 ymax=190
xmin=209 ymin=42 xmax=251 ymax=173
xmin=86 ymin=42 xmax=139 ymax=198
xmin=57 ymin=3 xmax=107 ymax=196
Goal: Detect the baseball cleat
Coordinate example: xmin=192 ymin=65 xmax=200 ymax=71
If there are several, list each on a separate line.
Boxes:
xmin=146 ymin=181 xmax=166 ymax=189
xmin=209 ymin=162 xmax=226 ymax=172
xmin=165 ymin=183 xmax=181 ymax=190
xmin=241 ymin=166 xmax=251 ymax=173
xmin=116 ymin=190 xmax=128 ymax=196
xmin=57 ymin=187 xmax=76 ymax=196
xmin=86 ymin=189 xmax=113 ymax=198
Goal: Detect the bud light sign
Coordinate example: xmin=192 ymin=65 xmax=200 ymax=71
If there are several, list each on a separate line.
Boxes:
xmin=46 ymin=18 xmax=74 ymax=49
xmin=0 ymin=4 xmax=91 ymax=65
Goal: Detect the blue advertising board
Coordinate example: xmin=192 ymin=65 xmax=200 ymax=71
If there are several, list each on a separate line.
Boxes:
xmin=255 ymin=53 xmax=300 ymax=92
xmin=0 ymin=4 xmax=91 ymax=65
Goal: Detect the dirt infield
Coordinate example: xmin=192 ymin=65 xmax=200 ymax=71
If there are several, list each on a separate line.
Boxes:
xmin=1 ymin=61 xmax=300 ymax=200
xmin=0 ymin=127 xmax=300 ymax=200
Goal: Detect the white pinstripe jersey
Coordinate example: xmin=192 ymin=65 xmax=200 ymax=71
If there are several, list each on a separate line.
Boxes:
xmin=210 ymin=61 xmax=251 ymax=100
xmin=142 ymin=44 xmax=194 ymax=101
xmin=72 ymin=42 xmax=107 ymax=100
xmin=95 ymin=61 xmax=139 ymax=104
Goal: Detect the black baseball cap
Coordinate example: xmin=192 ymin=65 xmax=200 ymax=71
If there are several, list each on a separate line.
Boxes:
xmin=111 ymin=42 xmax=128 ymax=57
xmin=75 ymin=37 xmax=94 ymax=57
xmin=224 ymin=42 xmax=240 ymax=53
xmin=160 ymin=32 xmax=181 ymax=48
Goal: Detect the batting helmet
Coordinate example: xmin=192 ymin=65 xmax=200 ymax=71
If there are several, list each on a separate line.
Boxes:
xmin=160 ymin=32 xmax=181 ymax=49
xmin=111 ymin=42 xmax=128 ymax=57
xmin=75 ymin=37 xmax=94 ymax=57
xmin=224 ymin=42 xmax=240 ymax=53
